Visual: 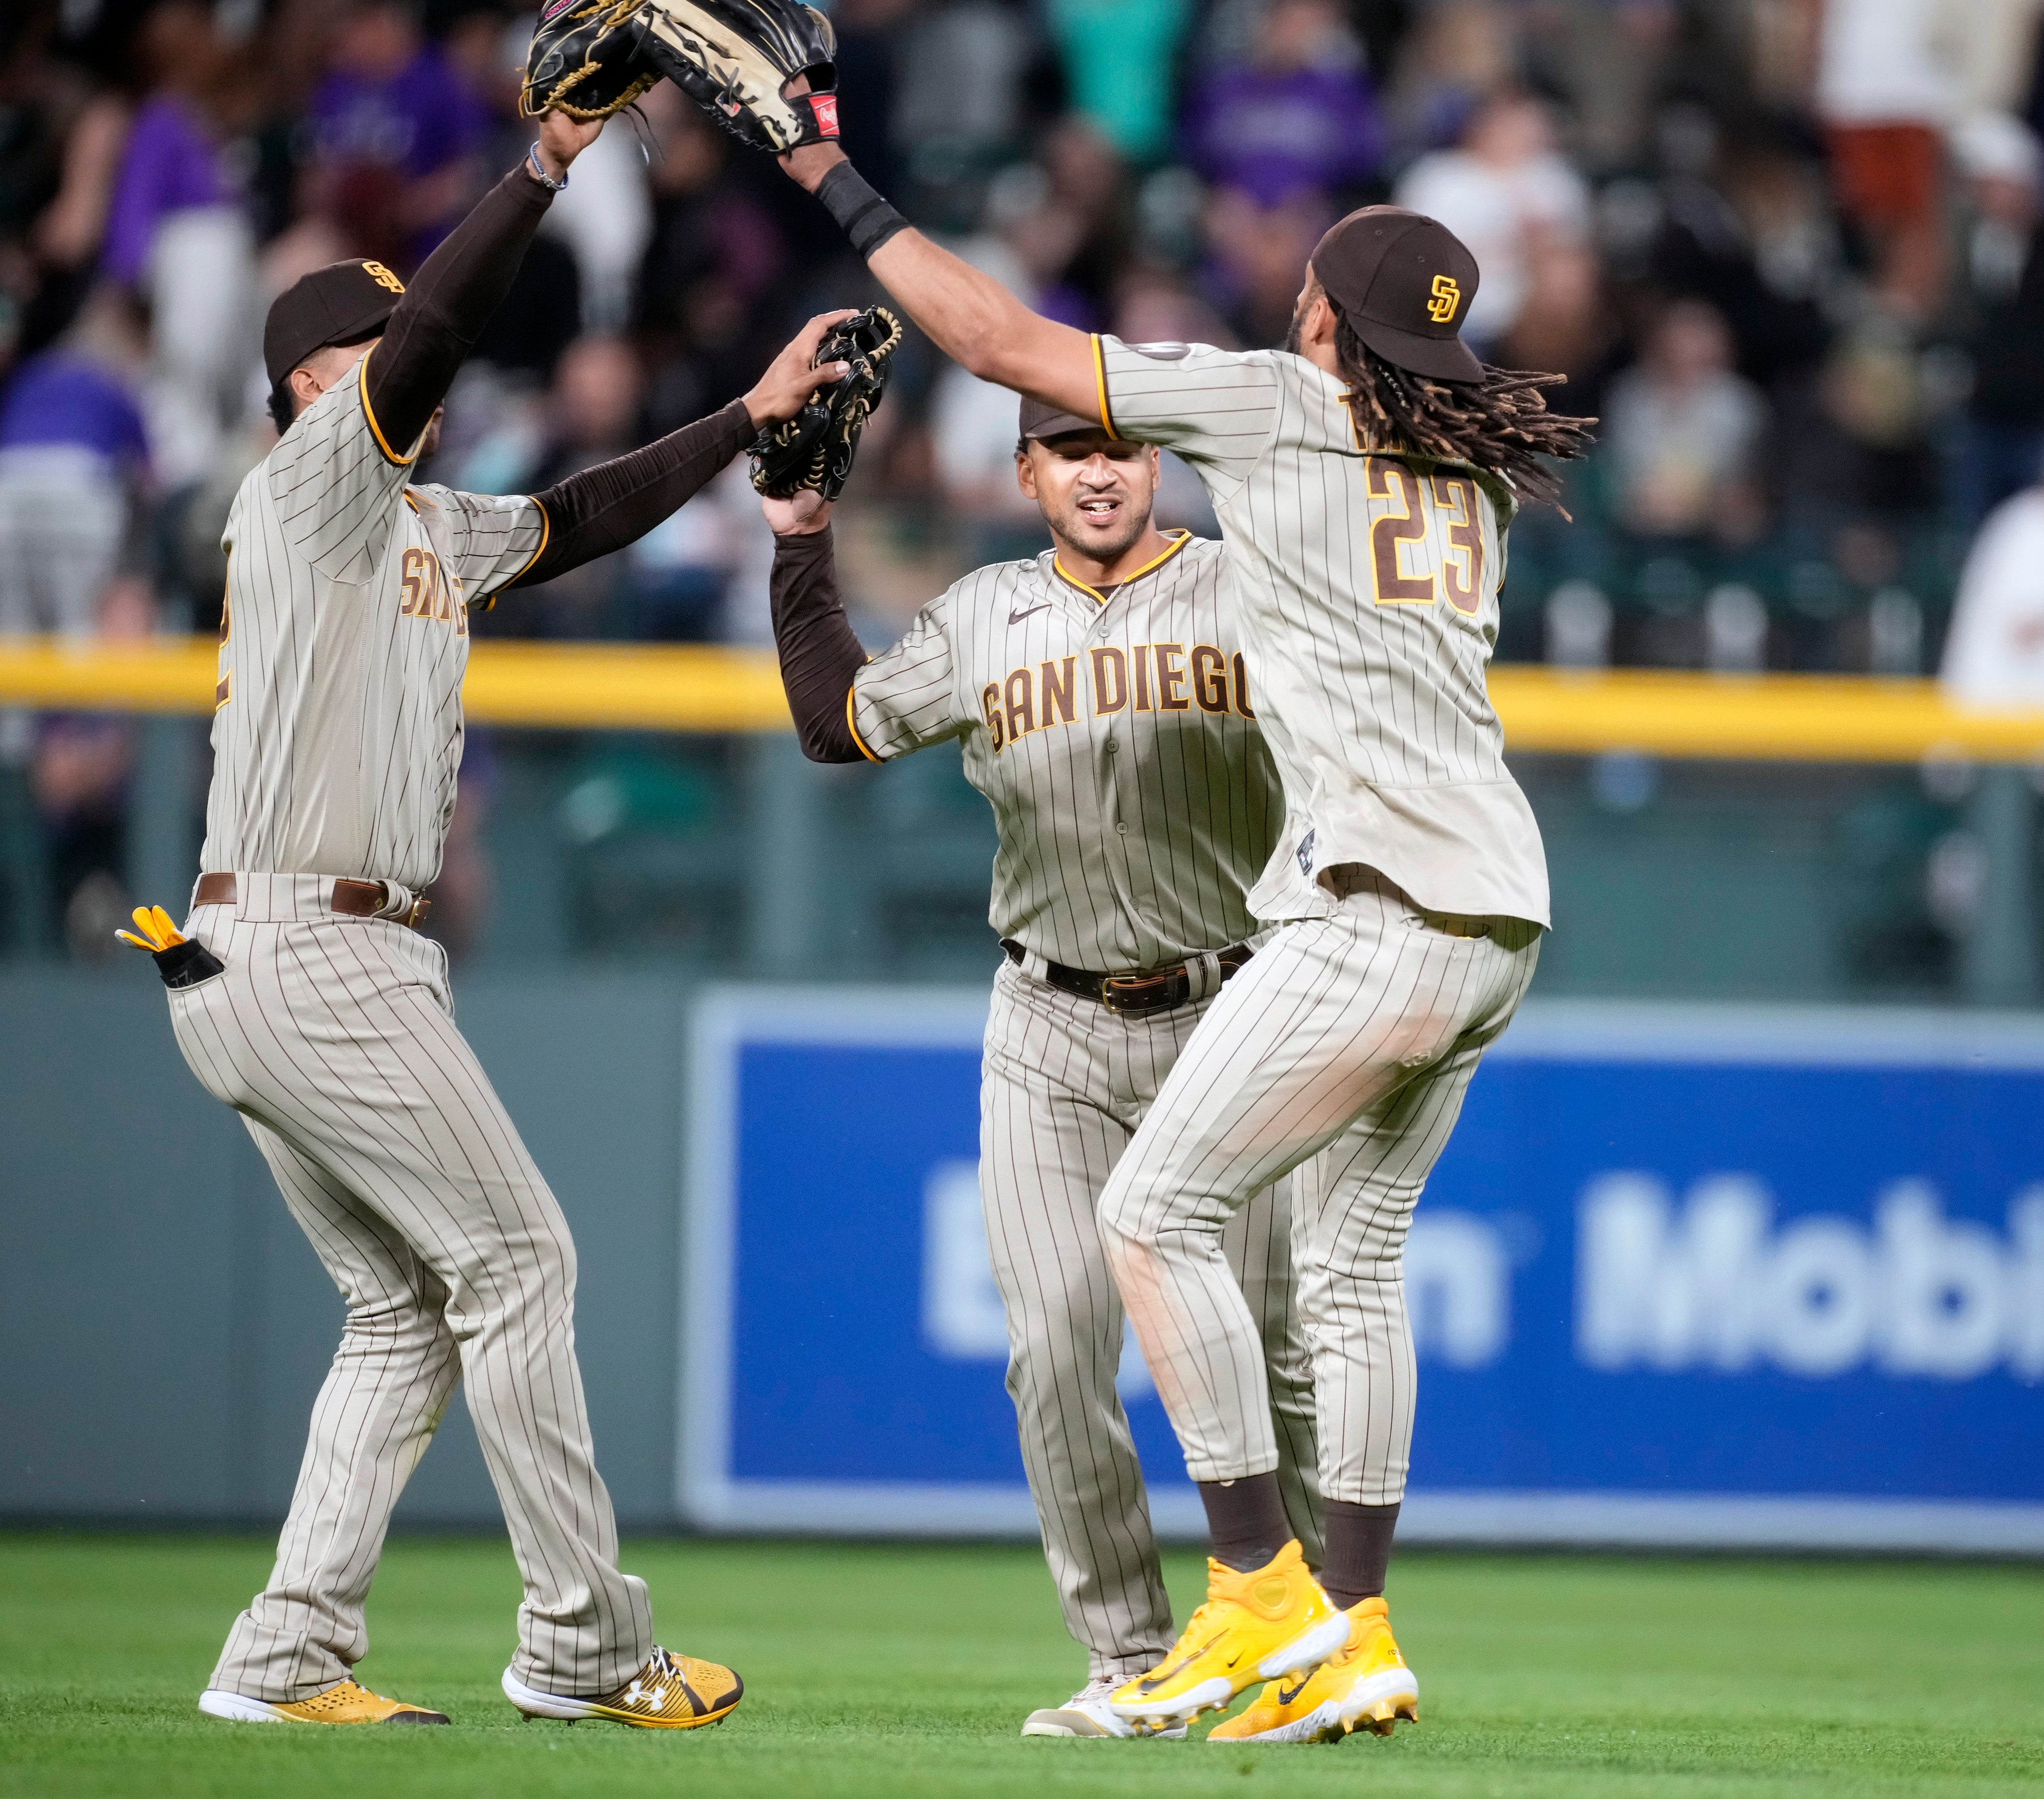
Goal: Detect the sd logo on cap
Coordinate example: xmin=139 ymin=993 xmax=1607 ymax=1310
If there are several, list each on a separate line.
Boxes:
xmin=1309 ymin=206 xmax=1482 ymax=383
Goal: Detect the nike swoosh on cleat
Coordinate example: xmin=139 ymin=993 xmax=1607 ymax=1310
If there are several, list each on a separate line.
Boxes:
xmin=1274 ymin=1674 xmax=1313 ymax=1706
xmin=1137 ymin=1637 xmax=1224 ymax=1690
xmin=1008 ymin=605 xmax=1051 ymax=624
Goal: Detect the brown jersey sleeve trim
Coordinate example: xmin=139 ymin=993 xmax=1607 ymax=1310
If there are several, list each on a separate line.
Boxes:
xmin=770 ymin=523 xmax=870 ymax=763
xmin=361 ymin=165 xmax=553 ymax=459
xmin=510 ymin=402 xmax=750 ymax=589
xmin=358 ymin=345 xmax=417 ymax=467
xmin=845 ymin=680 xmax=881 ymax=762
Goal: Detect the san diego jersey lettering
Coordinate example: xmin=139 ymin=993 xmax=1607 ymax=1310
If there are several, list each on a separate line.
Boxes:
xmin=851 ymin=531 xmax=1281 ymax=970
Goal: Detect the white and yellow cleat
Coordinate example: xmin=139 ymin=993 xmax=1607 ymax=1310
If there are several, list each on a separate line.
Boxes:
xmin=502 ymin=1646 xmax=743 ymax=1728
xmin=1021 ymin=1677 xmax=1189 ymax=1739
xmin=1108 ymin=1541 xmax=1352 ymax=1728
xmin=198 ymin=1678 xmax=449 ymax=1724
xmin=1207 ymin=1597 xmax=1419 ymax=1744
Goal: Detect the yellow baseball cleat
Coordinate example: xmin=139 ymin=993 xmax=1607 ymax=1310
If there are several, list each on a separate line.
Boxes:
xmin=198 ymin=1678 xmax=448 ymax=1724
xmin=1207 ymin=1597 xmax=1419 ymax=1744
xmin=1108 ymin=1540 xmax=1351 ymax=1726
xmin=501 ymin=1646 xmax=743 ymax=1728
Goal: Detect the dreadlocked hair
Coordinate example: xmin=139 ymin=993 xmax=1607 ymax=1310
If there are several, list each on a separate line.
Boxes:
xmin=1331 ymin=314 xmax=1595 ymax=512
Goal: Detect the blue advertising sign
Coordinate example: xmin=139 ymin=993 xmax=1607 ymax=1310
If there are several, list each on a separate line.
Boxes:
xmin=679 ymin=990 xmax=2044 ymax=1551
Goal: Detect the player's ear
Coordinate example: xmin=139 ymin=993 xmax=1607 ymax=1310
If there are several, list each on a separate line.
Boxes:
xmin=1015 ymin=446 xmax=1039 ymax=502
xmin=287 ymin=364 xmax=323 ymax=415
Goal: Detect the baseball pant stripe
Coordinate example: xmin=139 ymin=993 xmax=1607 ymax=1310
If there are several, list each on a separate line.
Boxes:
xmin=982 ymin=962 xmax=1321 ymax=1681
xmin=171 ymin=883 xmax=652 ymax=1701
xmin=1097 ymin=882 xmax=1539 ymax=1496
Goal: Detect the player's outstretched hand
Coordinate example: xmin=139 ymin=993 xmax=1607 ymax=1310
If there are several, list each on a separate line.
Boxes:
xmin=777 ymin=76 xmax=847 ymax=192
xmin=533 ymin=110 xmax=604 ymax=184
xmin=762 ymin=490 xmax=832 ymax=534
xmin=743 ymin=310 xmax=857 ymax=429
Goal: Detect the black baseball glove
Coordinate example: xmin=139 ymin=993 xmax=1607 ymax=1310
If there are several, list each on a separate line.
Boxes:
xmin=750 ymin=308 xmax=903 ymax=502
xmin=520 ymin=0 xmax=658 ymax=120
xmin=635 ymin=0 xmax=840 ymax=154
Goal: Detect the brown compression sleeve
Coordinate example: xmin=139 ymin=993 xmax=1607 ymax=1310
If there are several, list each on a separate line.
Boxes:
xmin=770 ymin=524 xmax=870 ymax=764
xmin=511 ymin=401 xmax=754 ymax=587
xmin=362 ymin=165 xmax=553 ymax=458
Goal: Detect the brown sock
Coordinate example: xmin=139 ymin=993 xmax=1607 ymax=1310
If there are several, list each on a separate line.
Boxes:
xmin=1197 ymin=1472 xmax=1291 ymax=1572
xmin=1320 ymin=1499 xmax=1400 ymax=1610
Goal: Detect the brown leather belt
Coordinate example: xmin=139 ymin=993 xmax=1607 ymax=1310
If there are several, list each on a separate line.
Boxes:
xmin=1002 ymin=938 xmax=1253 ymax=1015
xmin=193 ymin=873 xmax=430 ymax=930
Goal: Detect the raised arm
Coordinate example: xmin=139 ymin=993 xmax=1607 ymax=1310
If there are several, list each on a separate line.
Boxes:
xmin=364 ymin=114 xmax=601 ymax=457
xmin=507 ymin=312 xmax=855 ymax=590
xmin=780 ymin=143 xmax=1102 ymax=424
xmin=763 ymin=497 xmax=869 ymax=764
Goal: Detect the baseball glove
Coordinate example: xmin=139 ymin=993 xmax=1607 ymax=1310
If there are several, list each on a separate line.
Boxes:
xmin=520 ymin=0 xmax=658 ymax=120
xmin=636 ymin=0 xmax=840 ymax=154
xmin=750 ymin=307 xmax=903 ymax=501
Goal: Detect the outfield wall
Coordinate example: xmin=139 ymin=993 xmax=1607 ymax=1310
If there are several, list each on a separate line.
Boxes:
xmin=3 ymin=971 xmax=2038 ymax=1551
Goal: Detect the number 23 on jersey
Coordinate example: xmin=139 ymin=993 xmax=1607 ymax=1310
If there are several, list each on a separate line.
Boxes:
xmin=1364 ymin=458 xmax=1486 ymax=616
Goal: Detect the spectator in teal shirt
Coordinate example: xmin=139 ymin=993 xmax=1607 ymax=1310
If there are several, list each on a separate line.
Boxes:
xmin=1045 ymin=0 xmax=1195 ymax=163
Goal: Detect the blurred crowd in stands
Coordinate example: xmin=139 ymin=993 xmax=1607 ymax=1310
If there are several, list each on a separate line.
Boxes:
xmin=10 ymin=0 xmax=2044 ymax=952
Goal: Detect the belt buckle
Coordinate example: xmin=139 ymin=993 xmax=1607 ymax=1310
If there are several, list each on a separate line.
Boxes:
xmin=1100 ymin=972 xmax=1180 ymax=1016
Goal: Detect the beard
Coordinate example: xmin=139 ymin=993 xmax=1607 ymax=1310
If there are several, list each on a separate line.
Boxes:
xmin=1051 ymin=488 xmax=1151 ymax=562
xmin=1281 ymin=302 xmax=1306 ymax=356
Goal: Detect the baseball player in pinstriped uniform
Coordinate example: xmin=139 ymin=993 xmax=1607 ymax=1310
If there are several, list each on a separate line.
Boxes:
xmin=162 ymin=110 xmax=857 ymax=1730
xmin=779 ymin=133 xmax=1590 ymax=1742
xmin=762 ymin=395 xmax=1321 ymax=1737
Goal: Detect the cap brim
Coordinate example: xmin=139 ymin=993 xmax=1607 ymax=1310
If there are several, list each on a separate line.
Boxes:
xmin=1349 ymin=313 xmax=1484 ymax=383
xmin=1021 ymin=411 xmax=1104 ymax=443
xmin=262 ymin=294 xmax=399 ymax=387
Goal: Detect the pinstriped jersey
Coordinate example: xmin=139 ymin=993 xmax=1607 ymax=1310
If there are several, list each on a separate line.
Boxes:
xmin=1094 ymin=336 xmax=1549 ymax=928
xmin=851 ymin=531 xmax=1282 ymax=971
xmin=201 ymin=348 xmax=547 ymax=892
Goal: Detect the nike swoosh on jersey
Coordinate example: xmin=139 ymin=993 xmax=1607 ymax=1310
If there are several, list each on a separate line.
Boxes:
xmin=1008 ymin=605 xmax=1051 ymax=624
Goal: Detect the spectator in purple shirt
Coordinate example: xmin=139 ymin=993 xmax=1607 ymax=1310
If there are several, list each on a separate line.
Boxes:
xmin=0 ymin=290 xmax=152 ymax=645
xmin=97 ymin=0 xmax=257 ymax=488
xmin=1184 ymin=0 xmax=1386 ymax=208
xmin=100 ymin=91 xmax=232 ymax=289
xmin=308 ymin=0 xmax=487 ymax=269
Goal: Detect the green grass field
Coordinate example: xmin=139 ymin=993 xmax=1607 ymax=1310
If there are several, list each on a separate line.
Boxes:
xmin=1 ymin=1534 xmax=2038 ymax=1798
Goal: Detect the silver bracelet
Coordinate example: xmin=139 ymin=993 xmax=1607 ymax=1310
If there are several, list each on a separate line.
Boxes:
xmin=525 ymin=141 xmax=567 ymax=191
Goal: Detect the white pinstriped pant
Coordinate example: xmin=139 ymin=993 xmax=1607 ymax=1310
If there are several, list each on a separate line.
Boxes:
xmin=1098 ymin=874 xmax=1541 ymax=1505
xmin=168 ymin=874 xmax=652 ymax=1700
xmin=982 ymin=959 xmax=1322 ymax=1683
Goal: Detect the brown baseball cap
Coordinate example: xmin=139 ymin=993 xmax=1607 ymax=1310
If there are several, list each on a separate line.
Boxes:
xmin=1018 ymin=394 xmax=1105 ymax=444
xmin=1310 ymin=206 xmax=1483 ymax=382
xmin=262 ymin=259 xmax=409 ymax=388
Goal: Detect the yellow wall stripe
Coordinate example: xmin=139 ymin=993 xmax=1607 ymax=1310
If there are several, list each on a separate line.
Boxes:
xmin=7 ymin=639 xmax=2044 ymax=761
